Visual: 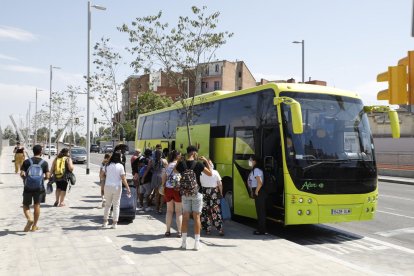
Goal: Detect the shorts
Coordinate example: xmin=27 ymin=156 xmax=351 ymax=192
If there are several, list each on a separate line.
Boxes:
xmin=56 ymin=180 xmax=69 ymax=192
xmin=23 ymin=191 xmax=44 ymax=206
xmin=182 ymin=192 xmax=203 ymax=213
xmin=164 ymin=187 xmax=181 ymax=203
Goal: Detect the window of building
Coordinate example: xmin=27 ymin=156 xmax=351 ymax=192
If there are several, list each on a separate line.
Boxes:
xmin=214 ymin=81 xmax=220 ymax=90
xmin=238 ymin=87 xmax=242 ymax=90
xmin=215 ymin=64 xmax=220 ymax=72
xmin=238 ymin=71 xmax=242 ymax=78
xmin=205 ymin=82 xmax=209 ymax=88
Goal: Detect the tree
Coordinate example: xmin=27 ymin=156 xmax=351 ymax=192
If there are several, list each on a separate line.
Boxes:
xmin=118 ymin=6 xmax=233 ymax=144
xmin=90 ymin=37 xmax=123 ymax=138
xmin=42 ymin=90 xmax=69 ymax=142
xmin=32 ymin=110 xmax=49 ymax=143
xmin=3 ymin=125 xmax=17 ymax=144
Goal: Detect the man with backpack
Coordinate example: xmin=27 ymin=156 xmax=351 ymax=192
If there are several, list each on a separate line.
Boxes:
xmin=175 ymin=145 xmax=212 ymax=250
xmin=20 ymin=145 xmax=50 ymax=232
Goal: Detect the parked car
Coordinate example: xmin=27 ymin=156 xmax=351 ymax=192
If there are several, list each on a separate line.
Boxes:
xmin=100 ymin=145 xmax=114 ymax=154
xmin=43 ymin=145 xmax=57 ymax=155
xmin=90 ymin=144 xmax=100 ymax=153
xmin=70 ymin=147 xmax=87 ymax=164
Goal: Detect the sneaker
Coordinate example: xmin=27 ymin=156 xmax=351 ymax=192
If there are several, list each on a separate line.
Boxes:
xmin=180 ymin=241 xmax=187 ymax=250
xmin=101 ymin=200 xmax=106 ymax=208
xmin=145 ymin=207 xmax=153 ymax=212
xmin=102 ymin=222 xmax=108 ymax=228
xmin=112 ymin=224 xmax=117 ymax=229
xmin=193 ymin=241 xmax=201 ymax=251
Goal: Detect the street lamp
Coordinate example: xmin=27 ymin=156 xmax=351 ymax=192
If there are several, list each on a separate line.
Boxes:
xmin=34 ymin=88 xmax=44 ymax=145
xmin=28 ymin=101 xmax=35 ymax=146
xmin=292 ymin=40 xmax=305 ymax=83
xmin=48 ymin=65 xmax=61 ymax=159
xmin=86 ymin=1 xmax=106 ymax=174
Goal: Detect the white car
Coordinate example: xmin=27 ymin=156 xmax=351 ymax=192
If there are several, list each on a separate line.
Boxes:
xmin=43 ymin=145 xmax=57 ymax=155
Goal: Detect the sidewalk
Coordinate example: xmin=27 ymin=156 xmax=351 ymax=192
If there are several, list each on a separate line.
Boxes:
xmin=378 ymin=175 xmax=414 ymax=185
xmin=0 ymin=146 xmax=369 ymax=276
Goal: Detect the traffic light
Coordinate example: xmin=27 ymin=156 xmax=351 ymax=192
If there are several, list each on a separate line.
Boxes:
xmin=94 ymin=117 xmax=97 ymax=124
xmin=377 ymin=65 xmax=407 ymax=104
xmin=398 ymin=50 xmax=414 ymax=105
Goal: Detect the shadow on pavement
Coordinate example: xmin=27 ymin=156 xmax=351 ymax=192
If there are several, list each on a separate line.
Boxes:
xmin=70 ymin=206 xmax=96 ymax=210
xmin=121 ymin=244 xmax=181 ymax=255
xmin=0 ymin=229 xmax=26 ymax=237
xmin=71 ymin=215 xmax=102 ymax=224
xmin=62 ymin=225 xmax=99 ymax=231
xmin=81 ymin=199 xmax=101 ymax=203
xmin=83 ymin=195 xmax=101 ymax=198
xmin=118 ymin=233 xmax=166 ymax=241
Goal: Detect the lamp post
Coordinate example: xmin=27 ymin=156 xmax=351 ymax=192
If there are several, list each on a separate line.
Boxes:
xmin=86 ymin=1 xmax=106 ymax=174
xmin=48 ymin=65 xmax=61 ymax=159
xmin=28 ymin=101 xmax=35 ymax=146
xmin=292 ymin=40 xmax=305 ymax=83
xmin=34 ymin=88 xmax=44 ymax=145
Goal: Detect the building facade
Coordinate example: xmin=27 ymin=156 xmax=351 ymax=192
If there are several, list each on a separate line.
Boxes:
xmin=195 ymin=60 xmax=256 ymax=95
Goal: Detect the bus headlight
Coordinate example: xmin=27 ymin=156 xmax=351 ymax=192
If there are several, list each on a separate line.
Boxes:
xmin=297 ymin=210 xmax=303 ymax=215
xmin=307 ymin=198 xmax=312 ymax=204
xmin=299 ymin=198 xmax=303 ymax=203
xmin=306 ymin=210 xmax=311 ymax=215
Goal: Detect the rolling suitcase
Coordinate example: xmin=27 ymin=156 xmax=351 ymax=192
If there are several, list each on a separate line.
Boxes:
xmin=119 ymin=184 xmax=137 ymax=222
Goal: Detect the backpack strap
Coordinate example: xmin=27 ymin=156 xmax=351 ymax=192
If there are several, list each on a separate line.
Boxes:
xmin=190 ymin=161 xmax=197 ymax=170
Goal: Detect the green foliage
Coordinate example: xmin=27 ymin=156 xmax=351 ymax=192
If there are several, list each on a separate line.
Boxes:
xmin=122 ymin=120 xmax=136 ymax=141
xmin=136 ymin=91 xmax=173 ymax=115
xmin=3 ymin=125 xmax=16 ymax=144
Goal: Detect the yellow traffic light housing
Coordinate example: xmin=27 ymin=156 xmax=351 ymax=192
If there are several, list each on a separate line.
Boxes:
xmin=377 ymin=65 xmax=407 ymax=104
xmin=398 ymin=50 xmax=414 ymax=105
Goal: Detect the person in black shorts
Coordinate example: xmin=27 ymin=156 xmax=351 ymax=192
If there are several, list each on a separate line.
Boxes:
xmin=51 ymin=148 xmax=74 ymax=207
xmin=20 ymin=145 xmax=50 ymax=232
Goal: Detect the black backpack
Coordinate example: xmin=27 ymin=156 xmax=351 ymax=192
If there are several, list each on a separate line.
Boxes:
xmin=178 ymin=161 xmax=198 ymax=197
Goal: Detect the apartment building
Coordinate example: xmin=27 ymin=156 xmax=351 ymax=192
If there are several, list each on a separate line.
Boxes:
xmin=195 ymin=60 xmax=256 ymax=95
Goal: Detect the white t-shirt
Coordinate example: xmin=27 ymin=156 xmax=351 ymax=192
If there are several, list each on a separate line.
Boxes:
xmin=248 ymin=168 xmax=263 ymax=188
xmin=105 ymin=163 xmax=125 ymax=188
xmin=200 ymin=170 xmax=222 ymax=188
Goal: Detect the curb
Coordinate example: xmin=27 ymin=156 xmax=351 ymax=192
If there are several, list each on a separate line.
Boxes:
xmin=378 ymin=177 xmax=414 ymax=185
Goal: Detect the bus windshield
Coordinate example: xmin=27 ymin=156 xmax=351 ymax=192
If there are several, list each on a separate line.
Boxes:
xmin=280 ymin=91 xmax=377 ymax=194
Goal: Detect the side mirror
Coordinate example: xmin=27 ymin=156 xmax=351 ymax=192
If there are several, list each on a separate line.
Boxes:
xmin=290 ymin=102 xmax=303 ymax=134
xmin=274 ymin=97 xmax=303 ymax=134
xmin=388 ymin=110 xmax=400 ymax=138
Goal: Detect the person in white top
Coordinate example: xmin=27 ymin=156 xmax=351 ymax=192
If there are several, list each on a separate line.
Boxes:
xmin=200 ymin=159 xmax=224 ymax=236
xmin=247 ymin=155 xmax=267 ymax=235
xmin=161 ymin=150 xmax=183 ymax=237
xmin=100 ymin=152 xmax=131 ymax=229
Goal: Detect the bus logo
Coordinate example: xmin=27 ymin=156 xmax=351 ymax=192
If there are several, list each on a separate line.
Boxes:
xmin=301 ymin=181 xmax=324 ymax=190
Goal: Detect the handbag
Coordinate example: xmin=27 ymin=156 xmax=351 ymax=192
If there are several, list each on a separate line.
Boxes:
xmin=46 ymin=182 xmax=53 ymax=194
xmin=66 ymin=171 xmax=76 ymax=185
xmin=220 ymin=198 xmax=231 ymax=220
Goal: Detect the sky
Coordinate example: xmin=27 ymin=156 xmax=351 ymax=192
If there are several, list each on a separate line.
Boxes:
xmin=0 ymin=0 xmax=412 ymax=134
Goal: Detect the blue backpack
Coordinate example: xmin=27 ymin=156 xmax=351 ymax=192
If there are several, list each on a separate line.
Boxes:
xmin=24 ymin=159 xmax=45 ymax=191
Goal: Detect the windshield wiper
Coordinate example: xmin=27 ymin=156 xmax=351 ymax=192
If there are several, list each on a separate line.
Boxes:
xmin=303 ymin=159 xmax=350 ymax=172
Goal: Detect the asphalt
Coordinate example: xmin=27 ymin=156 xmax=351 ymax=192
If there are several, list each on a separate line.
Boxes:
xmin=1 ymin=146 xmax=410 ymax=275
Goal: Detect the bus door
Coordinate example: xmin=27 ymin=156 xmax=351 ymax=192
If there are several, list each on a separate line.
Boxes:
xmin=260 ymin=126 xmax=284 ymax=220
xmin=233 ymin=127 xmax=256 ymax=219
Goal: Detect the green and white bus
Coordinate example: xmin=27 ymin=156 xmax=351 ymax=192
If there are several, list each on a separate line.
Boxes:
xmin=135 ymin=83 xmax=399 ymax=225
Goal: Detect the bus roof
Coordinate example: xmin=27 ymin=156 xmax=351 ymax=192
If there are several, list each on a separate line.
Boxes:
xmin=138 ymin=83 xmax=361 ymax=117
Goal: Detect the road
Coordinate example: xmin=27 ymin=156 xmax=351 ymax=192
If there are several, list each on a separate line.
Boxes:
xmin=83 ymin=153 xmax=414 ymax=275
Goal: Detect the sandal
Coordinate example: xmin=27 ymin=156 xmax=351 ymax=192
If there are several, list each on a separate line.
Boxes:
xmin=165 ymin=231 xmax=171 ymax=237
xmin=31 ymin=226 xmax=39 ymax=232
xmin=53 ymin=201 xmax=58 ymax=207
xmin=177 ymin=232 xmax=182 ymax=238
xmin=58 ymin=203 xmax=66 ymax=207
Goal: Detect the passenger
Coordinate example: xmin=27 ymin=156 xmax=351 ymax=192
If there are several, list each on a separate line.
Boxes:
xmin=51 ymin=148 xmax=74 ymax=207
xmin=20 ymin=145 xmax=50 ymax=232
xmin=101 ymin=152 xmax=131 ymax=229
xmin=200 ymin=158 xmax=224 ymax=236
xmin=14 ymin=142 xmax=26 ymax=173
xmin=99 ymin=153 xmax=111 ymax=208
xmin=162 ymin=150 xmax=183 ymax=237
xmin=175 ymin=145 xmax=212 ymax=250
xmin=248 ymin=155 xmax=267 ymax=235
xmin=143 ymin=149 xmax=167 ymax=214
xmin=139 ymin=149 xmax=154 ymax=211
xmin=130 ymin=149 xmax=142 ymax=167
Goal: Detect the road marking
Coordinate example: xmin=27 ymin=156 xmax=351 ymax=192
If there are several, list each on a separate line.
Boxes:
xmin=380 ymin=194 xmax=414 ymax=202
xmin=121 ymin=255 xmax=135 ymax=265
xmin=377 ymin=210 xmax=414 ymax=220
xmin=363 ymin=236 xmax=414 ymax=254
xmin=375 ymin=227 xmax=414 ymax=237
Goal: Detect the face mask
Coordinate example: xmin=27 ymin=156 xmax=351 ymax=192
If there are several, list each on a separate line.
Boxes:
xmin=248 ymin=160 xmax=253 ymax=167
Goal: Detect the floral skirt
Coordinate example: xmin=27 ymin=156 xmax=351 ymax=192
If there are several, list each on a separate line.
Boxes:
xmin=201 ymin=187 xmax=223 ymax=231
